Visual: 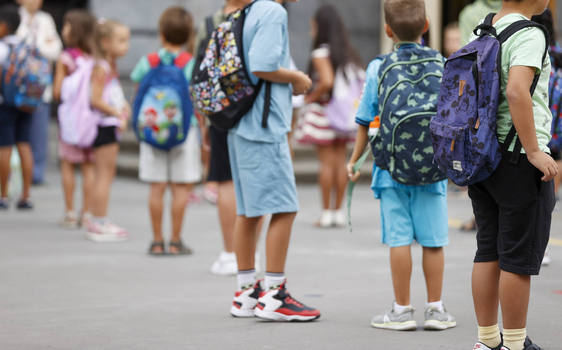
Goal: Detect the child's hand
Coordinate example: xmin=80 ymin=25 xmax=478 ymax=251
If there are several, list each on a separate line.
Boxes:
xmin=347 ymin=162 xmax=361 ymax=182
xmin=120 ymin=105 xmax=132 ymax=120
xmin=292 ymin=71 xmax=312 ymax=96
xmin=528 ymin=151 xmax=559 ymax=182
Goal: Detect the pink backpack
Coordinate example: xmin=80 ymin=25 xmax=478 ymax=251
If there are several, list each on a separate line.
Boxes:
xmin=58 ymin=53 xmax=100 ymax=148
xmin=324 ymin=64 xmax=365 ymax=134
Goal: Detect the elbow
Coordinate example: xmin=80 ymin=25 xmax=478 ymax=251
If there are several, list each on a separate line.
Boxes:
xmin=506 ymin=85 xmax=523 ymax=105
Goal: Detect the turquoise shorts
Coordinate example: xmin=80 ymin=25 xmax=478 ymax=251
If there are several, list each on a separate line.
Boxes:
xmin=379 ymin=186 xmax=449 ymax=248
xmin=227 ymin=133 xmax=299 ymax=218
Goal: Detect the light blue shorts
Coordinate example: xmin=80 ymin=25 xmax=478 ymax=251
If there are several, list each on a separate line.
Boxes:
xmin=227 ymin=133 xmax=299 ymax=218
xmin=379 ymin=186 xmax=449 ymax=248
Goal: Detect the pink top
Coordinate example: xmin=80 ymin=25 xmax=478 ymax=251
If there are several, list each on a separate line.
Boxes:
xmin=96 ymin=59 xmax=126 ymax=127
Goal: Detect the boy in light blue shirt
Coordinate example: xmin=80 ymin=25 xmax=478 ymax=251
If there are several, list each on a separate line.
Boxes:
xmin=228 ymin=0 xmax=321 ymax=322
xmin=347 ymin=0 xmax=455 ymax=332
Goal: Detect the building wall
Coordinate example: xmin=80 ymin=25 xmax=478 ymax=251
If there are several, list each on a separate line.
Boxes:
xmin=89 ymin=0 xmax=381 ymax=75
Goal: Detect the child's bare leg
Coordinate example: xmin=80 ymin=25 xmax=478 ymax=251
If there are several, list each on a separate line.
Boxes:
xmin=91 ymin=144 xmax=118 ymax=217
xmin=81 ymin=162 xmax=95 ymax=214
xmin=217 ymin=181 xmax=236 ymax=252
xmin=422 ymin=247 xmax=444 ymax=302
xmin=60 ymin=160 xmax=75 ymax=213
xmin=170 ymin=183 xmax=192 ymax=248
xmin=472 ymin=261 xmax=500 ymax=326
xmin=333 ymin=142 xmax=348 ymax=210
xmin=234 ymin=215 xmax=261 ymax=270
xmin=390 ymin=245 xmax=412 ymax=305
xmin=149 ymin=182 xmax=167 ymax=245
xmin=317 ymin=145 xmax=334 ymax=210
xmin=266 ymin=212 xmax=296 ymax=273
xmin=0 ymin=146 xmax=13 ymax=198
xmin=16 ymin=142 xmax=33 ymax=200
xmin=499 ymin=270 xmax=530 ymax=329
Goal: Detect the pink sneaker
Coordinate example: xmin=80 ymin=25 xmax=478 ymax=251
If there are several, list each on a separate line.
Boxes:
xmin=86 ymin=221 xmax=128 ymax=243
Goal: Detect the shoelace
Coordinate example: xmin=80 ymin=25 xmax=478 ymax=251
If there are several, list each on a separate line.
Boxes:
xmin=284 ymin=294 xmax=304 ymax=308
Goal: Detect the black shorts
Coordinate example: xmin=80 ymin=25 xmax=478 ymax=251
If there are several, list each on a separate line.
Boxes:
xmin=93 ymin=126 xmax=117 ymax=148
xmin=0 ymin=104 xmax=32 ymax=147
xmin=468 ymin=150 xmax=556 ymax=275
xmin=207 ymin=125 xmax=232 ymax=182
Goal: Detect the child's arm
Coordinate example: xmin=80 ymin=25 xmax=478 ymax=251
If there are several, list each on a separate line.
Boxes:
xmin=90 ymin=65 xmax=122 ymax=118
xmin=52 ymin=58 xmax=67 ymax=102
xmin=507 ymin=66 xmax=559 ymax=181
xmin=253 ymin=69 xmax=312 ymax=96
xmin=305 ymin=57 xmax=334 ymax=104
xmin=347 ymin=125 xmax=369 ymax=182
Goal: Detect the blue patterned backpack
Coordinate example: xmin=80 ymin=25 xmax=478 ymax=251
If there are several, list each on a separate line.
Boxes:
xmin=371 ymin=43 xmax=446 ymax=185
xmin=431 ymin=14 xmax=549 ymax=186
xmin=548 ymin=45 xmax=562 ymax=153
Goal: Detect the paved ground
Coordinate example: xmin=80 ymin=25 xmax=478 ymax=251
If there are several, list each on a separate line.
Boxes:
xmin=1 ymin=168 xmax=561 ymax=350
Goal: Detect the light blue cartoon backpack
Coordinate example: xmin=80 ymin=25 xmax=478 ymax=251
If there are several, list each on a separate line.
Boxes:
xmin=132 ymin=52 xmax=193 ymax=151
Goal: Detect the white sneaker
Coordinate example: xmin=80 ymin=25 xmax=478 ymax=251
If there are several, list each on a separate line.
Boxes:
xmin=316 ymin=210 xmax=334 ymax=228
xmin=211 ymin=252 xmax=237 ymax=276
xmin=333 ymin=209 xmax=346 ymax=227
xmin=60 ymin=211 xmax=79 ymax=229
xmin=86 ymin=221 xmax=129 ymax=243
xmin=230 ymin=280 xmax=263 ymax=318
xmin=542 ymin=250 xmax=551 ymax=266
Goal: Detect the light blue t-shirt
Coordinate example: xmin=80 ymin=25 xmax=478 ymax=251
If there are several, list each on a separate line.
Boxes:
xmin=233 ymin=0 xmax=292 ymax=143
xmin=356 ymin=46 xmax=447 ymax=198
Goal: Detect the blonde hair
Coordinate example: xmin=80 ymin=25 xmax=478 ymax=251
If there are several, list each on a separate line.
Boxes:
xmin=93 ymin=19 xmax=124 ymax=58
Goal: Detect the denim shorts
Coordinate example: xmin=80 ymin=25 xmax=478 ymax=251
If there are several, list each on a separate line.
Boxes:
xmin=0 ymin=104 xmax=32 ymax=147
xmin=379 ymin=186 xmax=449 ymax=248
xmin=227 ymin=133 xmax=298 ymax=218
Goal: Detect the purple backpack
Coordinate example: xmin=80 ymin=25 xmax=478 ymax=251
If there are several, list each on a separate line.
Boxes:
xmin=431 ymin=14 xmax=549 ymax=186
xmin=324 ymin=64 xmax=365 ymax=134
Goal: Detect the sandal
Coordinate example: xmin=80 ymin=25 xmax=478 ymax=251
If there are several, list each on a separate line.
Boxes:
xmin=148 ymin=241 xmax=166 ymax=256
xmin=168 ymin=240 xmax=193 ymax=256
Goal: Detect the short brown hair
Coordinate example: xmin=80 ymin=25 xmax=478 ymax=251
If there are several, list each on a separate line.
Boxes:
xmin=384 ymin=0 xmax=427 ymax=42
xmin=159 ymin=7 xmax=193 ymax=45
xmin=64 ymin=10 xmax=96 ymax=54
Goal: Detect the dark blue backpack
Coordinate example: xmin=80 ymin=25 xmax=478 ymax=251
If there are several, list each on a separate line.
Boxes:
xmin=547 ymin=46 xmax=562 ymax=153
xmin=431 ymin=14 xmax=549 ymax=186
xmin=371 ymin=44 xmax=446 ymax=185
xmin=132 ymin=52 xmax=193 ymax=151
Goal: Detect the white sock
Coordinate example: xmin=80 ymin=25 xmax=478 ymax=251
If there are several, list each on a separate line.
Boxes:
xmin=264 ymin=272 xmax=286 ymax=290
xmin=426 ymin=300 xmax=444 ymax=312
xmin=237 ymin=269 xmax=256 ymax=291
xmin=393 ymin=301 xmax=412 ymax=314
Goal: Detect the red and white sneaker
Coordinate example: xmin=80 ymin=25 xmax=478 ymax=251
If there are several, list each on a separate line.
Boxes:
xmin=86 ymin=221 xmax=129 ymax=243
xmin=254 ymin=282 xmax=320 ymax=322
xmin=230 ymin=280 xmax=263 ymax=318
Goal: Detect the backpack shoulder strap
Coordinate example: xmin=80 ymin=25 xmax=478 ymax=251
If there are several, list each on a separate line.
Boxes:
xmin=473 ymin=13 xmax=498 ymax=37
xmin=498 ymin=20 xmax=549 ymax=95
xmin=174 ymin=52 xmax=193 ymax=69
xmin=147 ymin=52 xmax=161 ymax=68
xmin=205 ymin=16 xmax=214 ymax=39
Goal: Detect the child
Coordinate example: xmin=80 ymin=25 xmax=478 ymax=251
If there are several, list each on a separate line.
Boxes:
xmin=468 ymin=1 xmax=557 ymax=350
xmin=52 ymin=10 xmax=96 ymax=228
xmin=131 ymin=7 xmax=201 ymax=255
xmin=16 ymin=0 xmax=62 ymax=185
xmin=0 ymin=4 xmax=33 ymax=211
xmin=85 ymin=19 xmax=131 ymax=242
xmin=227 ymin=0 xmax=320 ymax=321
xmin=347 ymin=0 xmax=455 ymax=331
xmin=304 ymin=4 xmax=362 ymax=228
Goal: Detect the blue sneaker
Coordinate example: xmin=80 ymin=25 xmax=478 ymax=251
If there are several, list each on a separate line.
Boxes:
xmin=0 ymin=198 xmax=8 ymax=210
xmin=16 ymin=199 xmax=33 ymax=210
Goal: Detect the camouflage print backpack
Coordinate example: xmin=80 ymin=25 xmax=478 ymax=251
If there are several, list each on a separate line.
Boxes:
xmin=371 ymin=43 xmax=446 ymax=185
